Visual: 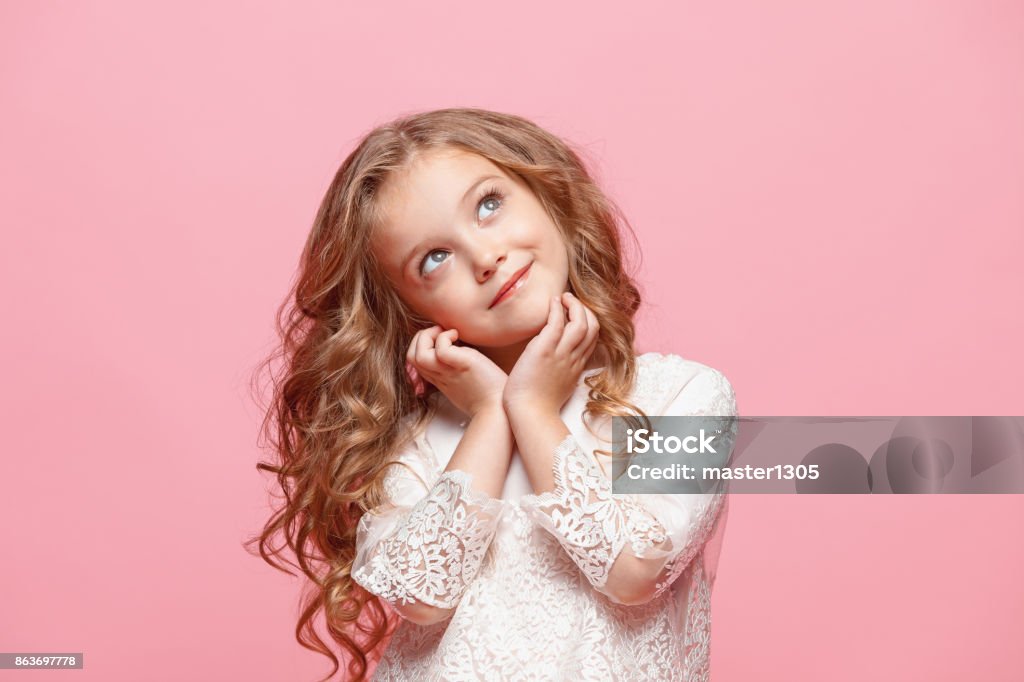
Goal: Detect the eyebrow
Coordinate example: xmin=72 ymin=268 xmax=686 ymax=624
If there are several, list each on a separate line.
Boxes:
xmin=401 ymin=174 xmax=504 ymax=275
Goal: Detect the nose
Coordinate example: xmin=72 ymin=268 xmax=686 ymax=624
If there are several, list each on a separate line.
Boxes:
xmin=471 ymin=239 xmax=506 ymax=283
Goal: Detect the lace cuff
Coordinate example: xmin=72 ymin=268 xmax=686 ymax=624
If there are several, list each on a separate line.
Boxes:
xmin=352 ymin=465 xmax=505 ymax=611
xmin=520 ymin=364 xmax=736 ymax=603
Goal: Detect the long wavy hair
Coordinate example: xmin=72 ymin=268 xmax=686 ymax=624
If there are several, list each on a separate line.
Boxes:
xmin=245 ymin=107 xmax=656 ymax=681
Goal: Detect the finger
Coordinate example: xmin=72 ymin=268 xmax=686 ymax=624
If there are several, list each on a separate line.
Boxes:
xmin=568 ymin=306 xmax=600 ymax=373
xmin=570 ymin=304 xmax=599 ymax=360
xmin=537 ymin=295 xmax=565 ymax=346
xmin=556 ymin=292 xmax=588 ymax=355
xmin=435 ymin=329 xmax=469 ymax=369
xmin=407 ymin=327 xmax=432 ymax=366
xmin=434 ymin=328 xmax=454 ymax=360
xmin=413 ymin=325 xmax=445 ymax=372
xmin=579 ymin=305 xmax=600 ymax=354
xmin=414 ymin=325 xmax=442 ymax=358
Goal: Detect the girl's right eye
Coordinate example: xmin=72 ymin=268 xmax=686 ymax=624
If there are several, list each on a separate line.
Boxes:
xmin=420 ymin=250 xmax=449 ymax=276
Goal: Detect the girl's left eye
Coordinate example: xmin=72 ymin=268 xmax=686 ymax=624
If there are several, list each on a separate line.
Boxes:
xmin=476 ymin=186 xmax=505 ymax=222
xmin=419 ymin=185 xmax=506 ymax=277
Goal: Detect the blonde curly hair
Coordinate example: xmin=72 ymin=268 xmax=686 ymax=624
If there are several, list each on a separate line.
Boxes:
xmin=245 ymin=107 xmax=655 ymax=681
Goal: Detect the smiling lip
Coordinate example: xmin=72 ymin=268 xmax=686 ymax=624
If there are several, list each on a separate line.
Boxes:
xmin=489 ymin=262 xmax=532 ymax=309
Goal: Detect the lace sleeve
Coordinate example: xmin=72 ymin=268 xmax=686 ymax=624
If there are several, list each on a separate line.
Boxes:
xmin=519 ymin=366 xmax=737 ymax=604
xmin=351 ymin=440 xmax=506 ymax=617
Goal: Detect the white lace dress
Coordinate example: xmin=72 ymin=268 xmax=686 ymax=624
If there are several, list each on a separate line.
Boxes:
xmin=352 ymin=352 xmax=738 ymax=681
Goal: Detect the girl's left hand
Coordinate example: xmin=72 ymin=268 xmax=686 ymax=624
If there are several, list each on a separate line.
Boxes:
xmin=502 ymin=291 xmax=600 ymax=417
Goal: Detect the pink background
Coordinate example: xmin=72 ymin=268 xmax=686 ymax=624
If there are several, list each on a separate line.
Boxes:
xmin=2 ymin=1 xmax=1022 ymax=680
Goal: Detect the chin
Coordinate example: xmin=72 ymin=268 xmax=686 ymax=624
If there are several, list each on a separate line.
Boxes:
xmin=463 ymin=315 xmax=547 ymax=349
xmin=508 ymin=301 xmax=552 ymax=335
xmin=462 ymin=295 xmax=555 ymax=347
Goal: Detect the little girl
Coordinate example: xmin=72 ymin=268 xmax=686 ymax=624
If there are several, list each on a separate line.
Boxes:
xmin=251 ymin=108 xmax=738 ymax=681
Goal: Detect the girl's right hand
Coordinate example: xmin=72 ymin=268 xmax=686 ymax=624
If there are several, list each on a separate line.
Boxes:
xmin=406 ymin=325 xmax=508 ymax=418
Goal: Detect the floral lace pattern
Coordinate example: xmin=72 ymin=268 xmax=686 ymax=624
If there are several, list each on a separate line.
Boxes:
xmin=355 ymin=353 xmax=737 ymax=681
xmin=684 ymin=559 xmax=714 ymax=682
xmin=352 ymin=468 xmax=505 ymax=610
xmin=519 ymin=360 xmax=737 ymax=605
xmin=518 ymin=434 xmax=673 ymax=593
xmin=518 ymin=431 xmax=732 ymax=605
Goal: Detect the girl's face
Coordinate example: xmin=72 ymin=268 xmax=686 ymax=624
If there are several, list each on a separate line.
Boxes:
xmin=371 ymin=147 xmax=570 ymax=348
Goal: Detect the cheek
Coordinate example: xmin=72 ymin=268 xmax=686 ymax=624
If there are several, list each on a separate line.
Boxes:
xmin=537 ymin=221 xmax=566 ymax=255
xmin=400 ymin=291 xmax=447 ymax=329
xmin=421 ymin=291 xmax=474 ymax=330
xmin=544 ymin=233 xmax=570 ymax=277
